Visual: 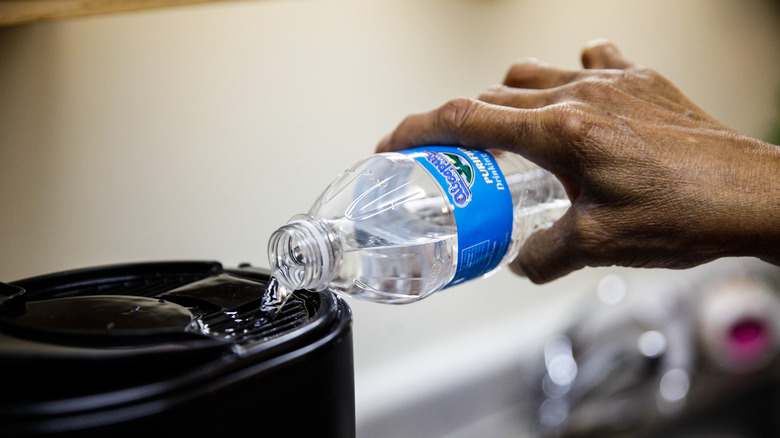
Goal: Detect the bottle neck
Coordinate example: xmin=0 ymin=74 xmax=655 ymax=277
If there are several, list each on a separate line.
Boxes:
xmin=267 ymin=214 xmax=340 ymax=292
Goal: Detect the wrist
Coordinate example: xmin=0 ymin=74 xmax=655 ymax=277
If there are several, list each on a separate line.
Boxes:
xmin=722 ymin=140 xmax=780 ymax=262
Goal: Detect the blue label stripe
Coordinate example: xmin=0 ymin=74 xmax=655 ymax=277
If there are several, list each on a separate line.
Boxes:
xmin=402 ymin=146 xmax=513 ymax=286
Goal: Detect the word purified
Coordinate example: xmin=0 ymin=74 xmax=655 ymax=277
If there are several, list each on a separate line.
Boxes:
xmin=458 ymin=147 xmax=506 ymax=191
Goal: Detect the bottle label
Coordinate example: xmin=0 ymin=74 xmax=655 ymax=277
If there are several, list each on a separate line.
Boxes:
xmin=402 ymin=146 xmax=513 ymax=287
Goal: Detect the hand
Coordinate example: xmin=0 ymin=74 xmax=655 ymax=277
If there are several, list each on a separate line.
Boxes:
xmin=377 ymin=39 xmax=780 ymax=283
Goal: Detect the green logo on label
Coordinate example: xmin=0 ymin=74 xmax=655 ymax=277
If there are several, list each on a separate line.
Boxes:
xmin=422 ymin=150 xmax=473 ymax=207
xmin=441 ymin=152 xmax=474 ymax=187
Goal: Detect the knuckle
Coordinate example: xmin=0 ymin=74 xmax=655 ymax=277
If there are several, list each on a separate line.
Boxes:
xmin=584 ymin=38 xmax=616 ymax=53
xmin=632 ymin=67 xmax=674 ymax=91
xmin=628 ymin=65 xmax=656 ymax=79
xmin=581 ymin=41 xmax=613 ymax=62
xmin=477 ymin=84 xmax=507 ymax=102
xmin=436 ymin=97 xmax=477 ymax=133
xmin=615 ymin=67 xmax=666 ymax=91
xmin=568 ymin=214 xmax=609 ymax=265
xmin=550 ymin=101 xmax=592 ymax=138
xmin=571 ymin=75 xmax=619 ymax=100
xmin=504 ymin=58 xmax=545 ymax=83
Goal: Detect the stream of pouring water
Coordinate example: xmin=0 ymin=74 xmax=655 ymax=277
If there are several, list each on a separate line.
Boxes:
xmin=261 ymin=276 xmax=294 ymax=316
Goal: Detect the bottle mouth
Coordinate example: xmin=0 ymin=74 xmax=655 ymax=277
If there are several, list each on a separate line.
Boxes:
xmin=268 ymin=215 xmax=338 ymax=292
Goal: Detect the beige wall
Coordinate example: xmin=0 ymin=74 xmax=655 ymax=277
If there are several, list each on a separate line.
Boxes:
xmin=2 ymin=0 xmax=779 ymax=374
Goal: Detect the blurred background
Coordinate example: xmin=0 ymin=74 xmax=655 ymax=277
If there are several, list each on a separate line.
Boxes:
xmin=2 ymin=1 xmax=780 ymax=437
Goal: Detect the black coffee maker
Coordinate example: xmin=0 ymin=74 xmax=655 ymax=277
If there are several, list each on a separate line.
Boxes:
xmin=0 ymin=261 xmax=355 ymax=437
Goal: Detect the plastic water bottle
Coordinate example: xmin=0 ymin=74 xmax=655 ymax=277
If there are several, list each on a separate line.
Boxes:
xmin=268 ymin=146 xmax=570 ymax=304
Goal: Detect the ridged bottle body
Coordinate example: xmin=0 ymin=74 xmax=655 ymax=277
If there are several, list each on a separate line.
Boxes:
xmin=268 ymin=147 xmax=569 ymax=304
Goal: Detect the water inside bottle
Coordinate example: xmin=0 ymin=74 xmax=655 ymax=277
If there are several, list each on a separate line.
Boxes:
xmin=266 ymin=149 xmax=570 ymax=304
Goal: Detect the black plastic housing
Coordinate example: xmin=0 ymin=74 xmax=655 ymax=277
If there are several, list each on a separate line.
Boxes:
xmin=0 ymin=261 xmax=355 ymax=438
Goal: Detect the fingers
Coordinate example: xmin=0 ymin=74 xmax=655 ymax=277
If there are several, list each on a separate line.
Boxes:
xmin=377 ymin=42 xmax=636 ymax=159
xmin=376 ymin=98 xmax=530 ymax=153
xmin=494 ymin=39 xmax=632 ymax=93
xmin=375 ymin=97 xmax=567 ymax=164
xmin=581 ymin=39 xmax=633 ymax=70
xmin=478 ymin=85 xmax=555 ymax=109
xmin=478 ymin=40 xmax=631 ymax=110
xmin=477 ymin=59 xmax=575 ymax=110
xmin=502 ymin=58 xmax=581 ymax=89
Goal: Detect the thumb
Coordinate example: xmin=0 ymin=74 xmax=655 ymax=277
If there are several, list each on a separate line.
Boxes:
xmin=509 ymin=212 xmax=583 ymax=284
